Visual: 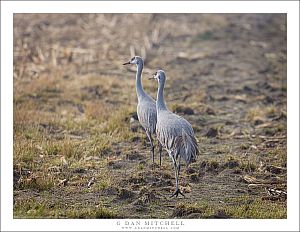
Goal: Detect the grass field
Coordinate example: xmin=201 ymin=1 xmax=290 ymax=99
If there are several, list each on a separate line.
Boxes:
xmin=13 ymin=14 xmax=287 ymax=219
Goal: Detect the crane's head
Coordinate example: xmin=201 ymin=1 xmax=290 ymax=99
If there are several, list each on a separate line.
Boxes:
xmin=149 ymin=70 xmax=166 ymax=84
xmin=123 ymin=56 xmax=143 ymax=66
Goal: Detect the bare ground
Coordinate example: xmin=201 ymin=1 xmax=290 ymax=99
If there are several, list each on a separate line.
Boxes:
xmin=13 ymin=14 xmax=286 ymax=218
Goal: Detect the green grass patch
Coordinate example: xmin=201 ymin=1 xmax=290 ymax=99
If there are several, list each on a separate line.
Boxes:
xmin=17 ymin=176 xmax=54 ymax=191
xmin=223 ymin=199 xmax=286 ymax=219
xmin=172 ymin=197 xmax=287 ymax=219
xmin=14 ymin=199 xmax=118 ymax=218
xmin=67 ymin=207 xmax=117 ymax=219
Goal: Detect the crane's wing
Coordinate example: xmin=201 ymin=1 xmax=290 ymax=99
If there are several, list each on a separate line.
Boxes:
xmin=156 ymin=111 xmax=199 ymax=164
xmin=137 ymin=101 xmax=157 ymax=134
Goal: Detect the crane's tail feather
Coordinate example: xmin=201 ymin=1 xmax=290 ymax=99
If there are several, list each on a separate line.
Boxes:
xmin=181 ymin=130 xmax=199 ymax=164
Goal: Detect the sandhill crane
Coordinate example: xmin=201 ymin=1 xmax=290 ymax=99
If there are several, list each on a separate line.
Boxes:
xmin=149 ymin=70 xmax=199 ymax=197
xmin=123 ymin=56 xmax=162 ymax=166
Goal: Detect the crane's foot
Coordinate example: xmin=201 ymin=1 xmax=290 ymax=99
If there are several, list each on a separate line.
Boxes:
xmin=170 ymin=189 xmax=185 ymax=198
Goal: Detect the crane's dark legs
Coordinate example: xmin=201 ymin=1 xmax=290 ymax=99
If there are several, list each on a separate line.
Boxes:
xmin=146 ymin=131 xmax=155 ymax=165
xmin=177 ymin=155 xmax=181 ymax=178
xmin=170 ymin=154 xmax=185 ymax=198
xmin=158 ymin=142 xmax=162 ymax=166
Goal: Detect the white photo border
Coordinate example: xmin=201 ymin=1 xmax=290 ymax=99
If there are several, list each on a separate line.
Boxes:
xmin=1 ymin=1 xmax=299 ymax=231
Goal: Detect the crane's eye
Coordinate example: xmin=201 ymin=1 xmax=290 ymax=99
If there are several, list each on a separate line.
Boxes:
xmin=131 ymin=57 xmax=135 ymax=61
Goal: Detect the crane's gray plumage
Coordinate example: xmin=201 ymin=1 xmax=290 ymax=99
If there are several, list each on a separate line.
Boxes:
xmin=151 ymin=70 xmax=199 ymax=197
xmin=137 ymin=100 xmax=156 ymax=134
xmin=123 ymin=56 xmax=162 ymax=165
xmin=156 ymin=113 xmax=198 ymax=164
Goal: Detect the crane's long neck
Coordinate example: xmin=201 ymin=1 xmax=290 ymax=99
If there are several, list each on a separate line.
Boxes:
xmin=156 ymin=79 xmax=167 ymax=112
xmin=136 ymin=63 xmax=146 ymax=100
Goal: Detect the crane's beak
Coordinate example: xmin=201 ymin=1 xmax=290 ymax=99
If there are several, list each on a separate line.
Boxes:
xmin=123 ymin=61 xmax=131 ymax=65
xmin=148 ymin=73 xmax=157 ymax=80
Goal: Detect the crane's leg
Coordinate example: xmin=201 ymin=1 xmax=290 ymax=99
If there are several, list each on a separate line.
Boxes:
xmin=170 ymin=154 xmax=185 ymax=198
xmin=177 ymin=155 xmax=181 ymax=180
xmin=158 ymin=141 xmax=163 ymax=166
xmin=145 ymin=131 xmax=155 ymax=165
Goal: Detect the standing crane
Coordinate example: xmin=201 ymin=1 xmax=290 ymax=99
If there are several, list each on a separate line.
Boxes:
xmin=123 ymin=56 xmax=162 ymax=166
xmin=149 ymin=70 xmax=199 ymax=197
